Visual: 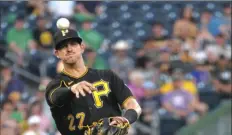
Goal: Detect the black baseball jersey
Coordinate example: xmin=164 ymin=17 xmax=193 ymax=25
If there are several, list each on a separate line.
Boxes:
xmin=45 ymin=68 xmax=134 ymax=135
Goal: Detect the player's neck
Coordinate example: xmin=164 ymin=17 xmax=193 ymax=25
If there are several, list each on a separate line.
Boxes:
xmin=63 ymin=58 xmax=87 ymax=77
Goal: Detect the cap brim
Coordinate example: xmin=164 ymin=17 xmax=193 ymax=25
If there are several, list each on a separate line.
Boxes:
xmin=55 ymin=37 xmax=82 ymax=50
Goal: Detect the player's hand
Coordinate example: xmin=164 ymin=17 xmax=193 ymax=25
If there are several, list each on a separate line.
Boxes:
xmin=70 ymin=81 xmax=96 ymax=98
xmin=109 ymin=116 xmax=129 ymax=126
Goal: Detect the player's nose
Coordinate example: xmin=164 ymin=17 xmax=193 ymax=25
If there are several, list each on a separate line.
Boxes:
xmin=66 ymin=44 xmax=73 ymax=51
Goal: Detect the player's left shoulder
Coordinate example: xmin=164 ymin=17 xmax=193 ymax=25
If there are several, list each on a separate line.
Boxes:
xmin=90 ymin=68 xmax=113 ymax=77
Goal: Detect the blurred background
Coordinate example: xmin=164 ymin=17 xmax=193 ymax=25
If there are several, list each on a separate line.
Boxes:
xmin=0 ymin=1 xmax=231 ymax=135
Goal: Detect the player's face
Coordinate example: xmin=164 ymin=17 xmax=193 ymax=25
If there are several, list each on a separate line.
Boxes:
xmin=55 ymin=39 xmax=84 ymax=64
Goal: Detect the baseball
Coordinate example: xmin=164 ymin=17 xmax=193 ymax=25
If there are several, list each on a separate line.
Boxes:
xmin=56 ymin=18 xmax=70 ymax=29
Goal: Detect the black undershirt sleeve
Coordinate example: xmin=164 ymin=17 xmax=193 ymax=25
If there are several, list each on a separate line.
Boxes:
xmin=46 ymin=80 xmax=74 ymax=107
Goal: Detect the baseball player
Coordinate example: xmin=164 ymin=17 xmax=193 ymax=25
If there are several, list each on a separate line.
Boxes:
xmin=45 ymin=18 xmax=141 ymax=135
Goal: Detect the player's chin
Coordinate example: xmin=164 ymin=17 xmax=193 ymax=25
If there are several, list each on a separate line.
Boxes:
xmin=64 ymin=58 xmax=77 ymax=64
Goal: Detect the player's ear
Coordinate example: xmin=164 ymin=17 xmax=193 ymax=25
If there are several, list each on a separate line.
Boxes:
xmin=54 ymin=50 xmax=60 ymax=58
xmin=80 ymin=43 xmax=85 ymax=53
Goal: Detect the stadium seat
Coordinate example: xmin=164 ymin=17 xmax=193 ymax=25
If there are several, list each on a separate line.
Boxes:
xmin=132 ymin=21 xmax=145 ymax=29
xmin=110 ymin=21 xmax=121 ymax=29
xmin=105 ymin=1 xmax=125 ymax=9
xmin=140 ymin=4 xmax=152 ymax=12
xmin=167 ymin=11 xmax=178 ymax=24
xmin=143 ymin=12 xmax=155 ymax=22
xmin=127 ymin=1 xmax=141 ymax=10
xmin=128 ymin=8 xmax=144 ymax=17
xmin=15 ymin=1 xmax=27 ymax=9
xmin=150 ymin=1 xmax=165 ymax=9
xmin=192 ymin=10 xmax=201 ymax=21
xmin=214 ymin=11 xmax=223 ymax=18
xmin=105 ymin=10 xmax=121 ymax=20
xmin=97 ymin=19 xmax=112 ymax=27
xmin=119 ymin=3 xmax=129 ymax=12
xmin=119 ymin=12 xmax=132 ymax=21
xmin=205 ymin=2 xmax=216 ymax=10
xmin=8 ymin=4 xmax=18 ymax=13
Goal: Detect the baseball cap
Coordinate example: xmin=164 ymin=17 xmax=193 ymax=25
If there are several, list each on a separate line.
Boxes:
xmin=172 ymin=74 xmax=184 ymax=81
xmin=54 ymin=28 xmax=82 ymax=50
xmin=23 ymin=131 xmax=37 ymax=135
xmin=112 ymin=40 xmax=130 ymax=50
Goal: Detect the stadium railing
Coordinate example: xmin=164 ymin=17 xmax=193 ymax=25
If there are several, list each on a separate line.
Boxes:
xmin=175 ymin=100 xmax=232 ymax=135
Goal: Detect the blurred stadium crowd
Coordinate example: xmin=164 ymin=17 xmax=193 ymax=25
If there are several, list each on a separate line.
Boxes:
xmin=0 ymin=1 xmax=231 ymax=135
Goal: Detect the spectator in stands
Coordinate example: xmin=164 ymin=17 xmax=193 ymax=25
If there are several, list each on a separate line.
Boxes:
xmin=168 ymin=39 xmax=190 ymax=72
xmin=155 ymin=49 xmax=172 ymax=86
xmin=204 ymin=45 xmax=220 ymax=72
xmin=0 ymin=119 xmax=19 ymax=135
xmin=48 ymin=1 xmax=75 ymax=18
xmin=76 ymin=1 xmax=103 ymax=15
xmin=8 ymin=91 xmax=25 ymax=123
xmin=214 ymin=33 xmax=229 ymax=49
xmin=127 ymin=70 xmax=145 ymax=103
xmin=208 ymin=3 xmax=231 ymax=37
xmin=1 ymin=100 xmax=14 ymax=123
xmin=1 ymin=98 xmax=23 ymax=132
xmin=180 ymin=46 xmax=194 ymax=64
xmin=79 ymin=18 xmax=104 ymax=51
xmin=198 ymin=10 xmax=212 ymax=31
xmin=161 ymin=73 xmax=199 ymax=124
xmin=212 ymin=55 xmax=232 ymax=100
xmin=143 ymin=81 xmax=157 ymax=99
xmin=191 ymin=60 xmax=211 ymax=88
xmin=109 ymin=40 xmax=134 ymax=83
xmin=169 ymin=38 xmax=182 ymax=61
xmin=33 ymin=16 xmax=54 ymax=50
xmin=73 ymin=2 xmax=96 ymax=28
xmin=29 ymin=77 xmax=51 ymax=104
xmin=29 ymin=77 xmax=52 ymax=120
xmin=196 ymin=10 xmax=214 ymax=50
xmin=26 ymin=16 xmax=54 ymax=76
xmin=75 ymin=2 xmax=92 ymax=14
xmin=84 ymin=48 xmax=108 ymax=69
xmin=26 ymin=0 xmax=46 ymax=16
xmin=17 ymin=100 xmax=30 ymax=134
xmin=173 ymin=5 xmax=198 ymax=41
xmin=151 ymin=22 xmax=168 ymax=48
xmin=23 ymin=115 xmax=48 ymax=135
xmin=160 ymin=70 xmax=208 ymax=116
xmin=6 ymin=15 xmax=35 ymax=65
xmin=0 ymin=65 xmax=24 ymax=98
xmin=135 ymin=55 xmax=157 ymax=82
xmin=219 ymin=3 xmax=231 ymax=41
xmin=28 ymin=101 xmax=52 ymax=133
xmin=7 ymin=15 xmax=33 ymax=56
xmin=137 ymin=37 xmax=161 ymax=64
